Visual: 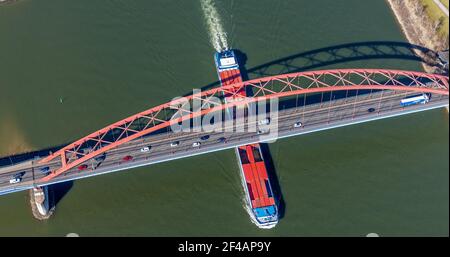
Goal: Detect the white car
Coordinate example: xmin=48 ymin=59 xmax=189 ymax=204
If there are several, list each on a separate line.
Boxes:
xmin=258 ymin=118 xmax=271 ymax=125
xmin=170 ymin=141 xmax=180 ymax=147
xmin=293 ymin=121 xmax=303 ymax=128
xmin=192 ymin=142 xmax=201 ymax=147
xmin=140 ymin=146 xmax=151 ymax=153
xmin=9 ymin=177 xmax=21 ymax=184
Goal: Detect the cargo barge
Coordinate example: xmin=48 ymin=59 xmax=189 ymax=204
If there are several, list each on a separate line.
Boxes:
xmin=214 ymin=50 xmax=278 ymax=229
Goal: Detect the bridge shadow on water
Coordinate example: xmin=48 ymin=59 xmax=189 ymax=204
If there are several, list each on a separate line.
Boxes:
xmin=0 ymin=144 xmax=65 ymax=168
xmin=199 ymin=41 xmax=442 ymax=92
xmin=48 ymin=180 xmax=73 ymax=208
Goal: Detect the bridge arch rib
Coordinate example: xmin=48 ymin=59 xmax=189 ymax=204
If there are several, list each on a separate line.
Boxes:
xmin=39 ymin=69 xmax=449 ymax=182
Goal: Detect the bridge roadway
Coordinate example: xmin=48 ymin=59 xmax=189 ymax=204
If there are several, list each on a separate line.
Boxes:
xmin=0 ymin=91 xmax=448 ymax=195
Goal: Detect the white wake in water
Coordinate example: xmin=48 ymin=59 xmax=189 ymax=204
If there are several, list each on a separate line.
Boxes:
xmin=200 ymin=0 xmax=229 ymax=52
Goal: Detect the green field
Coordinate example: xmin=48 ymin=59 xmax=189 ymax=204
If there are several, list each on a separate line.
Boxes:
xmin=420 ymin=0 xmax=449 ymax=38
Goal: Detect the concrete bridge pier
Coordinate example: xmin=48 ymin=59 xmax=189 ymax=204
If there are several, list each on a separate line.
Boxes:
xmin=29 ymin=186 xmax=54 ymax=220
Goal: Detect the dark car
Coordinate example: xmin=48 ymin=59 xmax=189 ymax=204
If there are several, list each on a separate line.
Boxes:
xmin=200 ymin=135 xmax=210 ymax=141
xmin=218 ymin=137 xmax=226 ymax=143
xmin=368 ymin=108 xmax=376 ymax=113
xmin=95 ymin=154 xmax=106 ymax=162
xmin=39 ymin=166 xmax=50 ymax=174
xmin=14 ymin=171 xmax=26 ymax=178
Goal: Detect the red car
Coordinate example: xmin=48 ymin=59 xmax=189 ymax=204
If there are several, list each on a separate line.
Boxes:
xmin=122 ymin=155 xmax=133 ymax=162
xmin=77 ymin=164 xmax=88 ymax=171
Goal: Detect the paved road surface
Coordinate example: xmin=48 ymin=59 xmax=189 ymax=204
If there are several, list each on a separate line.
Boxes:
xmin=434 ymin=0 xmax=449 ymax=17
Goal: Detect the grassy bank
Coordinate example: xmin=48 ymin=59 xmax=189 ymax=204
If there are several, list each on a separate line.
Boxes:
xmin=419 ymin=0 xmax=449 ymax=38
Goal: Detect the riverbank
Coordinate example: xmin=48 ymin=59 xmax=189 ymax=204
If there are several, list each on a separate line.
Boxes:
xmin=387 ymin=0 xmax=449 ymax=73
xmin=0 ymin=0 xmax=17 ymax=5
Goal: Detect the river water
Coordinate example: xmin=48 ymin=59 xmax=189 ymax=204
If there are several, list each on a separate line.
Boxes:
xmin=0 ymin=0 xmax=448 ymax=236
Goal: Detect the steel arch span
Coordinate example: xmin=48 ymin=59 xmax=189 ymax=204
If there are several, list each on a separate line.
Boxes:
xmin=39 ymin=69 xmax=449 ymax=182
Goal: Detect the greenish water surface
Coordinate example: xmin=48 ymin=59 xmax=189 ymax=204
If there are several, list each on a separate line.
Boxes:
xmin=0 ymin=0 xmax=447 ymax=236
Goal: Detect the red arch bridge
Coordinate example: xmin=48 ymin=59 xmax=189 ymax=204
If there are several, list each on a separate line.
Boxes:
xmin=0 ymin=69 xmax=448 ymax=195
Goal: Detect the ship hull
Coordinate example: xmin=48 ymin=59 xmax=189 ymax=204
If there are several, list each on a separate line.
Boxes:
xmin=214 ymin=50 xmax=279 ymax=229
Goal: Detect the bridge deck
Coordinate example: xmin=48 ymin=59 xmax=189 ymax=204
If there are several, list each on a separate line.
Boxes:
xmin=0 ymin=90 xmax=447 ymax=195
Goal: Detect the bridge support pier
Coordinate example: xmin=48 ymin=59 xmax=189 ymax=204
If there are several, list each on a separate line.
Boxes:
xmin=29 ymin=186 xmax=54 ymax=220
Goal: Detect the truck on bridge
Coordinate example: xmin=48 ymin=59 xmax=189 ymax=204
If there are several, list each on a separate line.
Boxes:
xmin=400 ymin=93 xmax=430 ymax=107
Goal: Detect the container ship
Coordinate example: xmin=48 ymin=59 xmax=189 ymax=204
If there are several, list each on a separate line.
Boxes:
xmin=214 ymin=50 xmax=278 ymax=229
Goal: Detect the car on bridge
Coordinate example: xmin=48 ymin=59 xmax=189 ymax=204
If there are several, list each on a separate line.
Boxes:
xmin=258 ymin=118 xmax=271 ymax=125
xmin=39 ymin=166 xmax=50 ymax=174
xmin=192 ymin=142 xmax=201 ymax=147
xmin=368 ymin=108 xmax=376 ymax=113
xmin=77 ymin=164 xmax=88 ymax=171
xmin=200 ymin=135 xmax=210 ymax=141
xmin=9 ymin=177 xmax=22 ymax=184
xmin=257 ymin=129 xmax=270 ymax=135
xmin=218 ymin=137 xmax=226 ymax=143
xmin=140 ymin=146 xmax=151 ymax=153
xmin=170 ymin=141 xmax=180 ymax=147
xmin=122 ymin=155 xmax=133 ymax=162
xmin=9 ymin=172 xmax=25 ymax=184
xmin=95 ymin=154 xmax=106 ymax=162
xmin=294 ymin=121 xmax=303 ymax=128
